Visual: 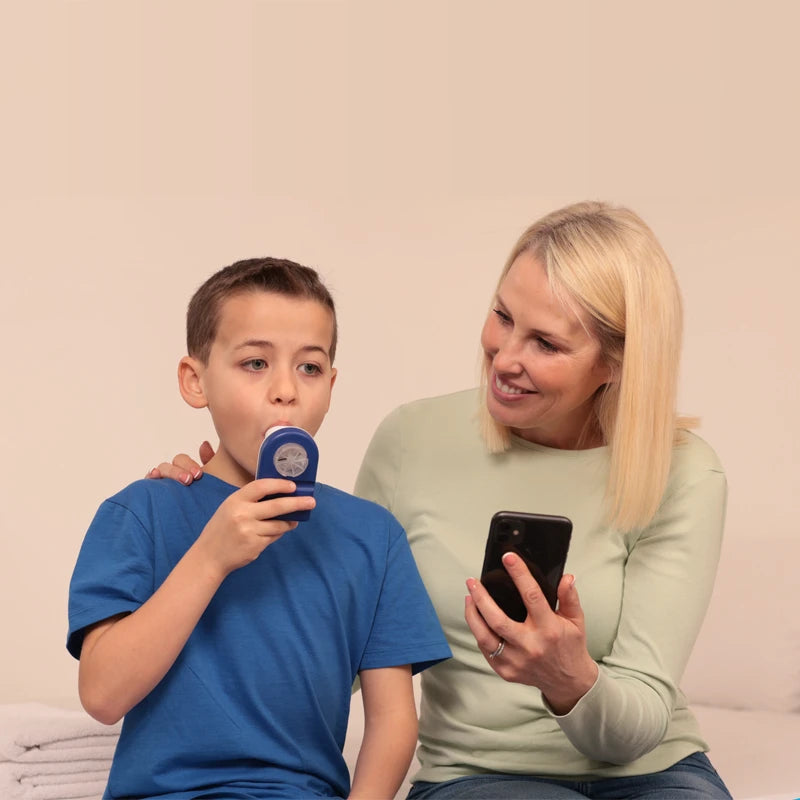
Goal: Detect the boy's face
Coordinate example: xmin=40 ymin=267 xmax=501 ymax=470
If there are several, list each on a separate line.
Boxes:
xmin=179 ymin=290 xmax=337 ymax=487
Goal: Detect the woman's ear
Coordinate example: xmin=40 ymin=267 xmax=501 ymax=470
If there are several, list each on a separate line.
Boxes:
xmin=178 ymin=356 xmax=208 ymax=409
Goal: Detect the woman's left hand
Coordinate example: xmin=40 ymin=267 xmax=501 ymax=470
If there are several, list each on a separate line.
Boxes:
xmin=465 ymin=551 xmax=599 ymax=714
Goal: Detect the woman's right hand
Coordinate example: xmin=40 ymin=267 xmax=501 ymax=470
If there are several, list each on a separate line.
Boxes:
xmin=465 ymin=551 xmax=598 ymax=714
xmin=146 ymin=441 xmax=216 ymax=485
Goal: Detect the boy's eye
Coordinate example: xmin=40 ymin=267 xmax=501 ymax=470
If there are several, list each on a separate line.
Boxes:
xmin=299 ymin=363 xmax=321 ymax=376
xmin=244 ymin=358 xmax=267 ymax=371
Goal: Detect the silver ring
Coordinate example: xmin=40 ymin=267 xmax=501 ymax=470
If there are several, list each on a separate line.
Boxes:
xmin=488 ymin=639 xmax=505 ymax=659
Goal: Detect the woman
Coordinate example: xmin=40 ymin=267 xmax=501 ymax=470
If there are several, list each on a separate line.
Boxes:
xmin=155 ymin=201 xmax=731 ymax=798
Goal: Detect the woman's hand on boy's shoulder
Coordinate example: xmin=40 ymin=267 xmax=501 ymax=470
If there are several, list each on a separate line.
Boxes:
xmin=146 ymin=441 xmax=216 ymax=485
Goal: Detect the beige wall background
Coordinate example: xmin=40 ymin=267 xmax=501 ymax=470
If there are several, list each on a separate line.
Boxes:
xmin=1 ymin=1 xmax=797 ymax=707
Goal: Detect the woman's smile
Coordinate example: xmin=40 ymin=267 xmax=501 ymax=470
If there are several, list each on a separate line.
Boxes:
xmin=491 ymin=371 xmax=535 ymax=399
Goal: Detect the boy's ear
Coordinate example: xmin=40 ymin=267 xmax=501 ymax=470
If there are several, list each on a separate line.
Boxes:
xmin=178 ymin=356 xmax=208 ymax=409
xmin=326 ymin=367 xmax=337 ymax=410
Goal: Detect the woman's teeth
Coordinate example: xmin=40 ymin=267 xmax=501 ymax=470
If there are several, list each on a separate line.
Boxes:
xmin=495 ymin=374 xmax=526 ymax=395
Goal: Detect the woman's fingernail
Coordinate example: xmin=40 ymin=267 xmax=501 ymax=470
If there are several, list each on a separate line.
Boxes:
xmin=192 ymin=469 xmax=202 ymax=479
xmin=181 ymin=473 xmax=192 ymax=485
xmin=466 ymin=578 xmax=477 ymax=591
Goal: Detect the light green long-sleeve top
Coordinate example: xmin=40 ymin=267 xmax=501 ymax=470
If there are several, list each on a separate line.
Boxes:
xmin=354 ymin=389 xmax=727 ymax=783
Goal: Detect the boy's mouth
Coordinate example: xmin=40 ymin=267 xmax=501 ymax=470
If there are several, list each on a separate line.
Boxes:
xmin=263 ymin=420 xmax=293 ymax=438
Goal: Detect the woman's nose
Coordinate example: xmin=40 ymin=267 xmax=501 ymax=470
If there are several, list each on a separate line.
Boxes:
xmin=492 ymin=336 xmax=522 ymax=373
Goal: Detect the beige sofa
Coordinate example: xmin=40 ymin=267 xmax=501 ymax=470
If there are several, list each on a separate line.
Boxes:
xmin=344 ymin=533 xmax=800 ymax=800
xmin=681 ymin=533 xmax=800 ymax=799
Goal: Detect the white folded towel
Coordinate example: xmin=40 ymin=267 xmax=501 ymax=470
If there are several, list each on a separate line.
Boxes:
xmin=22 ymin=769 xmax=109 ymax=787
xmin=0 ymin=761 xmax=108 ymax=800
xmin=0 ymin=704 xmax=119 ymax=763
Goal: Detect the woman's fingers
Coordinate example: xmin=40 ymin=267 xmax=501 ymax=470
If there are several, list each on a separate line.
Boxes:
xmin=464 ymin=583 xmax=504 ymax=658
xmin=500 ymin=552 xmax=557 ymax=623
xmin=198 ymin=440 xmax=215 ymax=465
xmin=145 ymin=451 xmax=207 ymax=484
xmin=146 ymin=461 xmax=197 ymax=485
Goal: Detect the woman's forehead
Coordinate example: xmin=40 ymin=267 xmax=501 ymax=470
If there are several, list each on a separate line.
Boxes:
xmin=500 ymin=253 xmax=592 ymax=340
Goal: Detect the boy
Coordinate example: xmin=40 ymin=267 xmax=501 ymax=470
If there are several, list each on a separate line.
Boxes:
xmin=67 ymin=258 xmax=451 ymax=799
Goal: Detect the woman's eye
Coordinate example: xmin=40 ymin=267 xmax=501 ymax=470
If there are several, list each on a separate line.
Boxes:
xmin=299 ymin=363 xmax=321 ymax=376
xmin=537 ymin=337 xmax=558 ymax=354
xmin=244 ymin=358 xmax=267 ymax=371
xmin=493 ymin=308 xmax=511 ymax=325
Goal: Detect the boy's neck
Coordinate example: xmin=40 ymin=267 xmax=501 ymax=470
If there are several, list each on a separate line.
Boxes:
xmin=202 ymin=454 xmax=253 ymax=488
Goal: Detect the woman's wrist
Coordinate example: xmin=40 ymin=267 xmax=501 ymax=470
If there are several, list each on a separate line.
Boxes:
xmin=541 ymin=658 xmax=599 ymax=716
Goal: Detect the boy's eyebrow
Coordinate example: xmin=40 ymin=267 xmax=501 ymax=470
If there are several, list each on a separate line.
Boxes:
xmin=235 ymin=339 xmax=331 ymax=359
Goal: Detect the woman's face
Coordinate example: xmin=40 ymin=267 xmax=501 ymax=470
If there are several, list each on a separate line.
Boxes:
xmin=480 ymin=251 xmax=612 ymax=449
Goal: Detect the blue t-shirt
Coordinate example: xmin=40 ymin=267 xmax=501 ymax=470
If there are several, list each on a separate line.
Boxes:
xmin=68 ymin=476 xmax=451 ymax=799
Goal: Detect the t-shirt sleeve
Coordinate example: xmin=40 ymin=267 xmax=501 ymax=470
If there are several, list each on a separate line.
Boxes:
xmin=550 ymin=463 xmax=728 ymax=764
xmin=67 ymin=497 xmax=155 ymax=659
xmin=359 ymin=514 xmax=451 ymax=676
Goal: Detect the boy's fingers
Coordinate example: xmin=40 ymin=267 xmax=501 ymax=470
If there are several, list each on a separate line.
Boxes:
xmin=244 ymin=478 xmax=299 ymax=500
xmin=255 ymin=494 xmax=316 ymax=521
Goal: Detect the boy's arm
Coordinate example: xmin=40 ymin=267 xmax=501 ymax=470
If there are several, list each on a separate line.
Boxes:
xmin=348 ymin=665 xmax=418 ymax=800
xmin=78 ymin=542 xmax=225 ymax=724
xmin=78 ymin=478 xmax=313 ymax=725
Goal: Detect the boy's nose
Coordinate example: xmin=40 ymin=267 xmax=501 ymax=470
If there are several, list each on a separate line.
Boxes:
xmin=268 ymin=370 xmax=297 ymax=404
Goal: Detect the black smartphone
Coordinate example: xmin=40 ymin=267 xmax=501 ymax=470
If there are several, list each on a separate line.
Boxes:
xmin=480 ymin=511 xmax=572 ymax=621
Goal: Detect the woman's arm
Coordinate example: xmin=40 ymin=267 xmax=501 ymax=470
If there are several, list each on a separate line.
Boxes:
xmin=349 ymin=665 xmax=417 ymax=800
xmin=466 ymin=465 xmax=727 ymax=764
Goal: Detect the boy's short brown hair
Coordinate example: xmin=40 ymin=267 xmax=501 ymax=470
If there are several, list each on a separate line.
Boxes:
xmin=187 ymin=257 xmax=337 ymax=364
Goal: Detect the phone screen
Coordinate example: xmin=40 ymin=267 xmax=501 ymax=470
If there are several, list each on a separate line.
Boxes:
xmin=480 ymin=511 xmax=572 ymax=620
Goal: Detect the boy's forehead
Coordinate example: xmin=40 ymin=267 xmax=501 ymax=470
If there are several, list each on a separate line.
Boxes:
xmin=215 ymin=290 xmax=334 ymax=351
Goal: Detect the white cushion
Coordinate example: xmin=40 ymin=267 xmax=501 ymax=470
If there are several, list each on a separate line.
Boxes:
xmin=692 ymin=704 xmax=800 ymax=799
xmin=682 ymin=535 xmax=800 ymax=712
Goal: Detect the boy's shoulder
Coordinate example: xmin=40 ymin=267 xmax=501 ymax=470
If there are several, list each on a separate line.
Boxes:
xmin=101 ymin=474 xmax=234 ymax=519
xmin=315 ymin=482 xmax=395 ymax=515
xmin=314 ymin=483 xmax=404 ymax=534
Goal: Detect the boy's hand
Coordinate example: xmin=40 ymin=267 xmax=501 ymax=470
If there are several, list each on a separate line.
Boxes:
xmin=196 ymin=478 xmax=315 ymax=578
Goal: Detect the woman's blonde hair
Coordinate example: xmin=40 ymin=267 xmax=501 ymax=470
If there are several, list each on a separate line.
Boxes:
xmin=479 ymin=201 xmax=692 ymax=531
